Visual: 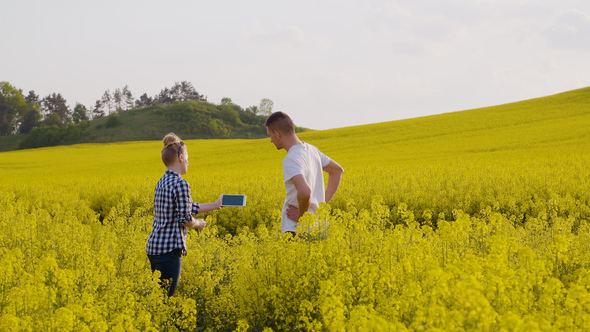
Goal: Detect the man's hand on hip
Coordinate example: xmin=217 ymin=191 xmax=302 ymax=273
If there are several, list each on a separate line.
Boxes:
xmin=287 ymin=205 xmax=300 ymax=222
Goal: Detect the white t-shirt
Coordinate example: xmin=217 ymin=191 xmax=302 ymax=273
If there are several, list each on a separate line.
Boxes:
xmin=281 ymin=142 xmax=331 ymax=233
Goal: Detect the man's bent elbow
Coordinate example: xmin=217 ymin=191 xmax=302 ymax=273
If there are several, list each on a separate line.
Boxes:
xmin=332 ymin=167 xmax=344 ymax=180
xmin=328 ymin=163 xmax=344 ymax=177
xmin=298 ymin=190 xmax=311 ymax=203
xmin=298 ymin=191 xmax=311 ymax=201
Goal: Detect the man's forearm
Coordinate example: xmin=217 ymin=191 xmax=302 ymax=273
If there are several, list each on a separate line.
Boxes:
xmin=325 ymin=174 xmax=342 ymax=203
xmin=291 ymin=174 xmax=312 ymax=219
xmin=323 ymin=160 xmax=344 ymax=203
xmin=297 ymin=193 xmax=311 ymax=218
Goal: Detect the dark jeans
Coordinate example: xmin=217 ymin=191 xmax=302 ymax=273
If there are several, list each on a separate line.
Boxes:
xmin=148 ymin=249 xmax=182 ymax=297
xmin=285 ymin=231 xmax=302 ymax=240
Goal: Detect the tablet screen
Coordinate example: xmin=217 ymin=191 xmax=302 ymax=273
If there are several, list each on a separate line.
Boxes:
xmin=221 ymin=195 xmax=246 ymax=207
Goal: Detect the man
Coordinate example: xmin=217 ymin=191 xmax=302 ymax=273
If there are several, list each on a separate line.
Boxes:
xmin=265 ymin=111 xmax=344 ymax=235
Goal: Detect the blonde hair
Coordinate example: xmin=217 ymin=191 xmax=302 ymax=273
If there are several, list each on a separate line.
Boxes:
xmin=161 ymin=133 xmax=185 ymax=166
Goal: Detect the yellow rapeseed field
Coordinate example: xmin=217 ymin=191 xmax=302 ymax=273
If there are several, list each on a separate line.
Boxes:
xmin=1 ymin=87 xmax=590 ymax=330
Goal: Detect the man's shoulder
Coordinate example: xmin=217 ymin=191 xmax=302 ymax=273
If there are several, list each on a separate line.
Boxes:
xmin=288 ymin=142 xmax=320 ymax=155
xmin=284 ymin=143 xmax=325 ymax=165
xmin=283 ymin=144 xmax=306 ymax=161
xmin=282 ymin=153 xmax=296 ymax=166
xmin=301 ymin=142 xmax=327 ymax=159
xmin=301 ymin=141 xmax=324 ymax=153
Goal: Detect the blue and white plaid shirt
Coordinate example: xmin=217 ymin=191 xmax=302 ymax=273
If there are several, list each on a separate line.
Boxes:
xmin=146 ymin=169 xmax=200 ymax=256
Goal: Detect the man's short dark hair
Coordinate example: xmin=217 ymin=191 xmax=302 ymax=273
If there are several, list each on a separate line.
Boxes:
xmin=265 ymin=111 xmax=295 ymax=134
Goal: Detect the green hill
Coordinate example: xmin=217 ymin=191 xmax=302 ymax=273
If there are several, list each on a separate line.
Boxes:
xmin=0 ymin=100 xmax=308 ymax=152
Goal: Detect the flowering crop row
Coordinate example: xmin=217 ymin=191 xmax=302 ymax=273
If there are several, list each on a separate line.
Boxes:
xmin=2 ymin=186 xmax=590 ymax=331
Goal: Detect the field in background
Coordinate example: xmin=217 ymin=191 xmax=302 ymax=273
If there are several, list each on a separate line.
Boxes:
xmin=1 ymin=87 xmax=590 ymax=330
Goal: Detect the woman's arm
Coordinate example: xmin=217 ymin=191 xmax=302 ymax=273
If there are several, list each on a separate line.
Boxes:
xmin=198 ymin=197 xmax=222 ymax=214
xmin=183 ymin=198 xmax=221 ymax=230
xmin=183 ymin=197 xmax=221 ymax=230
xmin=184 ymin=218 xmax=206 ymax=230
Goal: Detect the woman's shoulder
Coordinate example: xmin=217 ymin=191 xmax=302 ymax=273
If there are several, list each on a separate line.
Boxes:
xmin=156 ymin=171 xmax=187 ymax=188
xmin=171 ymin=175 xmax=190 ymax=192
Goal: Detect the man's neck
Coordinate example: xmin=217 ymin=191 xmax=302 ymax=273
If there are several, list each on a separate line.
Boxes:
xmin=283 ymin=134 xmax=303 ymax=152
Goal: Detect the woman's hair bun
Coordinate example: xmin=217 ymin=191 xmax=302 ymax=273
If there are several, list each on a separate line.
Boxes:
xmin=161 ymin=133 xmax=185 ymax=166
xmin=162 ymin=133 xmax=181 ymax=150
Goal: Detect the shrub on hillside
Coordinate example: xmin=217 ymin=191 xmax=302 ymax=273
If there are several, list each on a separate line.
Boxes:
xmin=18 ymin=121 xmax=90 ymax=149
xmin=19 ymin=125 xmax=64 ymax=149
xmin=106 ymin=113 xmax=121 ymax=128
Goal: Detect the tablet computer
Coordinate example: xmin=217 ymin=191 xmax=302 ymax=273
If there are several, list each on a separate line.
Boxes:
xmin=221 ymin=194 xmax=247 ymax=207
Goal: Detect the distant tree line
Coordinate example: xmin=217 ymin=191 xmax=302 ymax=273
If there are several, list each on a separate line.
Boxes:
xmin=91 ymin=81 xmax=207 ymax=118
xmin=0 ymin=80 xmax=274 ymax=137
xmin=1 ymin=80 xmax=278 ymax=150
xmin=134 ymin=81 xmax=207 ymax=109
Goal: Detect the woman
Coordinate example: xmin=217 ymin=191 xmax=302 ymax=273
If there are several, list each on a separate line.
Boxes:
xmin=146 ymin=133 xmax=221 ymax=296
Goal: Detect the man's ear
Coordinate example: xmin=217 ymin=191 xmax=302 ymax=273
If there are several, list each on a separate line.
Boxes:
xmin=273 ymin=130 xmax=282 ymax=138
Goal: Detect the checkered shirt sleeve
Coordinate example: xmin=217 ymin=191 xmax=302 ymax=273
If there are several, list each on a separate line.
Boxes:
xmin=146 ymin=170 xmax=201 ymax=255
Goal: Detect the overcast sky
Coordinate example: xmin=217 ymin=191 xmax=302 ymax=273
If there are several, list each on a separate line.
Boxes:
xmin=1 ymin=0 xmax=589 ymax=130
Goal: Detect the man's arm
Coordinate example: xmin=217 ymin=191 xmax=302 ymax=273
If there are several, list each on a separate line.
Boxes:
xmin=323 ymin=160 xmax=344 ymax=203
xmin=289 ymin=174 xmax=311 ymax=221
